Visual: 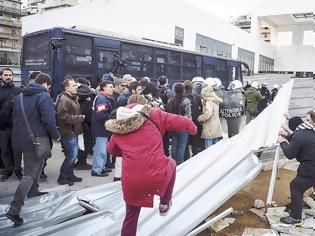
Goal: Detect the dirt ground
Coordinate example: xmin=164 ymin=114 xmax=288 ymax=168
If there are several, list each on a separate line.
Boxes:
xmin=198 ymin=168 xmax=297 ymax=236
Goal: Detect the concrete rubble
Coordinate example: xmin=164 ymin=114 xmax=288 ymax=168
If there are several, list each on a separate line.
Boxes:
xmin=208 ymin=217 xmax=235 ymax=232
xmin=254 ymin=199 xmax=265 ymax=209
xmin=265 ymin=207 xmax=288 ymax=225
xmin=242 ymin=228 xmax=279 ymax=236
xmin=249 ymin=208 xmax=268 ymax=222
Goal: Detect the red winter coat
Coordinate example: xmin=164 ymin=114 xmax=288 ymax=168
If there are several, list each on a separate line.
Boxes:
xmin=106 ymin=105 xmax=197 ymax=207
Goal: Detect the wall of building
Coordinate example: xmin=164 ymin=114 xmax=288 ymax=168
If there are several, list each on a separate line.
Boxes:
xmin=22 ymin=0 xmax=275 ymax=73
xmin=0 ymin=0 xmax=23 ymax=65
xmin=274 ymin=24 xmax=315 ymax=72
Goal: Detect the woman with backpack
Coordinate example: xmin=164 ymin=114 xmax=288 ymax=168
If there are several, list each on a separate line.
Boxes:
xmin=166 ymin=83 xmax=192 ymax=165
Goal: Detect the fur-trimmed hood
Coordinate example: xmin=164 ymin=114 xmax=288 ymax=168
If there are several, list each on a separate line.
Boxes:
xmin=105 ymin=104 xmax=151 ymax=134
xmin=201 ymin=86 xmax=223 ymax=104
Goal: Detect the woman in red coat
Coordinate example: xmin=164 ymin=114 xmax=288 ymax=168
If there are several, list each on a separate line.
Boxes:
xmin=105 ymin=103 xmax=197 ymax=236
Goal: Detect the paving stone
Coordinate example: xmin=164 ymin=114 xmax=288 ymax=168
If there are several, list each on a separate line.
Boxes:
xmin=242 ymin=227 xmax=279 ymax=236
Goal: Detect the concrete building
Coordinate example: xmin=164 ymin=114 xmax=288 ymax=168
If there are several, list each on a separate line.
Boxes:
xmin=232 ymin=15 xmax=271 ymax=43
xmin=0 ymin=0 xmax=25 ymax=66
xmin=25 ymin=0 xmax=78 ymax=14
xmin=21 ymin=0 xmax=315 ymax=74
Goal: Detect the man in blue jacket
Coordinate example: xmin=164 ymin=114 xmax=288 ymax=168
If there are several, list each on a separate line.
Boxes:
xmin=6 ymin=73 xmax=60 ymax=226
xmin=91 ymin=80 xmax=114 ymax=177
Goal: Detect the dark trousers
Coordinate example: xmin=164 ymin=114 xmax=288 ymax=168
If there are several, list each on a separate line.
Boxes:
xmin=121 ymin=160 xmax=176 ymax=236
xmin=0 ymin=129 xmax=21 ymax=174
xmin=8 ymin=137 xmax=50 ymax=215
xmin=289 ymin=175 xmax=315 ymax=219
xmin=77 ymin=123 xmax=93 ymax=165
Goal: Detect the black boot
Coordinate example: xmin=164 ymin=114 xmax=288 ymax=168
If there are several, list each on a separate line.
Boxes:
xmin=15 ymin=171 xmax=23 ymax=180
xmin=6 ymin=213 xmax=23 ymax=226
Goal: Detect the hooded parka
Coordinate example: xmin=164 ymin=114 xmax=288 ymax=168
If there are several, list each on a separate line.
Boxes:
xmin=106 ymin=104 xmax=196 ymax=207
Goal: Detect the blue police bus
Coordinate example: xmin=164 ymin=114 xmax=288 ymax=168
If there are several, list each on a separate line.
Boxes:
xmin=21 ymin=27 xmax=243 ymax=98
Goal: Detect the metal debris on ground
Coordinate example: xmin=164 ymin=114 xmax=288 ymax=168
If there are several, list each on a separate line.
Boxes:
xmin=304 ymin=196 xmax=315 ymax=210
xmin=271 ymin=223 xmax=315 ymax=236
xmin=209 ymin=217 xmax=235 ymax=232
xmin=249 ymin=208 xmax=267 ymax=222
xmin=242 ymin=227 xmax=279 ymax=236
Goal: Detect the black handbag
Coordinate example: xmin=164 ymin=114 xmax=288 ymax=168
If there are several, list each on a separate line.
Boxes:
xmin=20 ymin=93 xmax=52 ymax=159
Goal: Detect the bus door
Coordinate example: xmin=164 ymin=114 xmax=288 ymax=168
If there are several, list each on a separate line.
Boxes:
xmin=229 ymin=66 xmax=241 ymax=83
xmin=96 ymin=47 xmax=119 ymax=79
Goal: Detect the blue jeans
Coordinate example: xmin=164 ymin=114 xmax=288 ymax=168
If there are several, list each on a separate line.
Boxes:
xmin=60 ymin=136 xmax=78 ymax=178
xmin=92 ymin=137 xmax=108 ymax=174
xmin=170 ymin=132 xmax=188 ymax=165
xmin=205 ymin=138 xmax=219 ymax=149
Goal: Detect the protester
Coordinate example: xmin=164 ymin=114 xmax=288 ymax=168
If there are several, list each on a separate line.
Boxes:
xmin=244 ymin=81 xmax=263 ymax=124
xmin=75 ymin=78 xmax=95 ymax=170
xmin=0 ymin=68 xmax=22 ymax=181
xmin=7 ymin=73 xmax=60 ymax=226
xmin=277 ymin=111 xmax=315 ymax=225
xmin=183 ymin=80 xmax=202 ymax=159
xmin=117 ymin=81 xmax=142 ymax=107
xmin=191 ymin=77 xmax=205 ymax=153
xmin=91 ymin=80 xmax=114 ymax=177
xmin=198 ymin=86 xmax=223 ymax=148
xmin=157 ymin=75 xmax=173 ymax=157
xmin=105 ymin=102 xmax=197 ymax=236
xmin=57 ymin=77 xmax=85 ymax=185
xmin=142 ymin=82 xmax=165 ymax=110
xmin=257 ymin=82 xmax=270 ymax=114
xmin=271 ymin=84 xmax=280 ymax=101
xmin=166 ymin=83 xmax=192 ymax=165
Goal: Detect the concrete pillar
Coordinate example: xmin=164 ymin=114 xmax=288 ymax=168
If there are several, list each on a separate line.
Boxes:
xmin=270 ymin=26 xmax=278 ymax=46
xmin=251 ymin=15 xmax=262 ymax=40
xmin=231 ymin=44 xmax=238 ymax=60
xmin=254 ymin=53 xmax=260 ymax=74
xmin=251 ymin=15 xmax=261 ymax=73
xmin=292 ymin=25 xmax=303 ymax=47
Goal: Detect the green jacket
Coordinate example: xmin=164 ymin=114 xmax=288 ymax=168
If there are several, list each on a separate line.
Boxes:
xmin=245 ymin=87 xmax=263 ymax=114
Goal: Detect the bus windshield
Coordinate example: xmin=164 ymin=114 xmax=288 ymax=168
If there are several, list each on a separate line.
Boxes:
xmin=22 ymin=32 xmax=50 ymax=68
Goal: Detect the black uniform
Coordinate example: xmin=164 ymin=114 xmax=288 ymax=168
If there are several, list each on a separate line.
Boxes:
xmin=280 ymin=123 xmax=315 ymax=220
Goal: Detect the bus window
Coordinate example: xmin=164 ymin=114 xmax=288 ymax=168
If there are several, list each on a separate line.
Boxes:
xmin=182 ymin=67 xmax=201 ymax=80
xmin=64 ymin=33 xmax=92 ymax=75
xmin=22 ymin=32 xmax=50 ymax=68
xmin=138 ymin=46 xmax=153 ymax=62
xmin=156 ymin=49 xmax=167 ymax=64
xmin=121 ymin=61 xmax=154 ymax=79
xmin=203 ymin=64 xmax=214 ymax=78
xmin=98 ymin=50 xmax=115 ymax=73
xmin=216 ymin=59 xmax=227 ymax=71
xmin=168 ymin=51 xmax=180 ymax=65
xmin=196 ymin=55 xmax=202 ymax=67
xmin=122 ymin=43 xmax=153 ymax=62
xmin=166 ymin=65 xmax=180 ymax=80
xmin=182 ymin=53 xmax=195 ymax=67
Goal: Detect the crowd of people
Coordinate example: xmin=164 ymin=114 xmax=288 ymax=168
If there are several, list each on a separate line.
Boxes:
xmin=0 ymin=67 xmax=284 ymax=231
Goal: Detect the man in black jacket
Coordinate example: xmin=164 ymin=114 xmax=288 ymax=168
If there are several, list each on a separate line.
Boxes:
xmin=0 ymin=68 xmax=22 ymax=181
xmin=277 ymin=111 xmax=315 ymax=225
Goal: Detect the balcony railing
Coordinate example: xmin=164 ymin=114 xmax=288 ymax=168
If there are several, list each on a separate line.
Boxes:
xmin=0 ymin=32 xmax=21 ymax=40
xmin=0 ymin=5 xmax=27 ymax=16
xmin=0 ymin=19 xmax=22 ymax=28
